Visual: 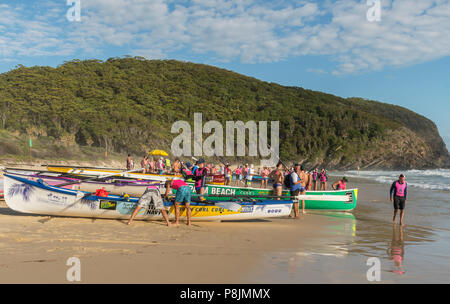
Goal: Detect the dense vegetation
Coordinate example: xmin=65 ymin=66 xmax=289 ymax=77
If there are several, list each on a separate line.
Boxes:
xmin=0 ymin=57 xmax=447 ymax=168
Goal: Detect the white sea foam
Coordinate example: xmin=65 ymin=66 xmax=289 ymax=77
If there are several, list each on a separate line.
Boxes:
xmin=331 ymin=169 xmax=450 ymax=192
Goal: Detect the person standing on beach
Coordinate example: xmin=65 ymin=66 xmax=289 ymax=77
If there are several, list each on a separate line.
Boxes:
xmin=141 ymin=156 xmax=148 ymax=173
xmin=270 ymin=162 xmax=284 ymax=199
xmin=148 ymin=158 xmax=155 ymax=173
xmin=224 ymin=163 xmax=231 ymax=185
xmin=234 ymin=166 xmax=242 ymax=185
xmin=319 ymin=169 xmax=328 ymax=190
xmin=290 ymin=164 xmax=306 ymax=217
xmin=172 ymin=158 xmax=181 ymax=173
xmin=245 ymin=164 xmax=254 ymax=187
xmin=127 ymin=186 xmax=171 ymax=226
xmin=298 ymin=165 xmax=309 ymax=214
xmin=165 ymin=158 xmax=171 ymax=173
xmin=126 ymin=154 xmax=133 ymax=170
xmin=312 ymin=169 xmax=318 ymax=190
xmin=390 ymin=174 xmax=408 ymax=225
xmin=307 ymin=171 xmax=312 ymax=190
xmin=261 ymin=167 xmax=270 ymax=189
xmin=194 ymin=158 xmax=208 ymax=201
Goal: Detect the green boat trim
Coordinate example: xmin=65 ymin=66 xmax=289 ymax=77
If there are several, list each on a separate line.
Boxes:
xmin=177 ymin=183 xmax=358 ymax=211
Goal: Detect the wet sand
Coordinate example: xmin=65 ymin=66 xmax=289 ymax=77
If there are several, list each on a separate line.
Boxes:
xmin=1 ymin=176 xmax=449 ymax=283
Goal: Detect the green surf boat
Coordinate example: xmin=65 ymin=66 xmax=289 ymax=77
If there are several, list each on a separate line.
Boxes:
xmin=180 ymin=183 xmax=358 ymax=211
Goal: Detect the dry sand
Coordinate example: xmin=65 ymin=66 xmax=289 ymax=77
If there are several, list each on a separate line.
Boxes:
xmin=0 ymin=199 xmax=351 ymax=284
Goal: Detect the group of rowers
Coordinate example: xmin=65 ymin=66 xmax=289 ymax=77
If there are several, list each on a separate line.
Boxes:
xmin=125 ymin=154 xmax=350 ymax=226
xmin=127 ymin=157 xmax=211 ymax=227
xmin=127 ymin=154 xmax=346 ymax=191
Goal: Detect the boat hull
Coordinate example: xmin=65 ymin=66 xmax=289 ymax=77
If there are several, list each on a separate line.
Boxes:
xmin=7 ymin=171 xmax=357 ymax=211
xmin=179 ymin=184 xmax=358 ymax=211
xmin=3 ymin=174 xmax=293 ymax=221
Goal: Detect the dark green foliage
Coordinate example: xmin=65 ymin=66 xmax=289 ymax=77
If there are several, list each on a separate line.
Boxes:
xmin=0 ymin=58 xmax=446 ymax=164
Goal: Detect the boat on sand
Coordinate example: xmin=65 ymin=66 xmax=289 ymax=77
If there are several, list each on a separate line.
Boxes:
xmin=3 ymin=174 xmax=293 ymax=221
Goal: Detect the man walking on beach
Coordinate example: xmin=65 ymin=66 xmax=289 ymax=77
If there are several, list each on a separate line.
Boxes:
xmin=390 ymin=174 xmax=408 ymax=226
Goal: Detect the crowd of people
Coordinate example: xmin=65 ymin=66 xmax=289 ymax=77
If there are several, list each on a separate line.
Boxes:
xmin=127 ymin=154 xmax=348 ymax=192
xmin=126 ymin=155 xmax=409 ymax=227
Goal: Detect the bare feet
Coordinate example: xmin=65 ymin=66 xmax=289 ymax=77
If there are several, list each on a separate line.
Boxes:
xmin=187 ymin=222 xmax=192 ymax=226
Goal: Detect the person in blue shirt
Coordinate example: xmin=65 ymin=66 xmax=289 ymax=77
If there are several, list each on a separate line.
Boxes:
xmin=290 ymin=164 xmax=307 ymax=218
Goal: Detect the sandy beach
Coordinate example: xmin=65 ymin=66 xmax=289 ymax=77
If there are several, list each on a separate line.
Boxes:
xmin=1 ymin=175 xmax=449 ymax=284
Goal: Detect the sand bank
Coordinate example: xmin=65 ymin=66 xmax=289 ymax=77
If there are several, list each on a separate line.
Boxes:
xmin=0 ymin=199 xmax=355 ymax=284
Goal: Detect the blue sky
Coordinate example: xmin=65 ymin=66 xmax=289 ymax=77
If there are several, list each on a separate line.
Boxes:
xmin=0 ymin=0 xmax=449 ymax=149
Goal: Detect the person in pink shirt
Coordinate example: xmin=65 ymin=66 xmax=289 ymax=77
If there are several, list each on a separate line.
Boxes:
xmin=164 ymin=179 xmax=192 ymax=226
xmin=148 ymin=158 xmax=155 ymax=173
xmin=260 ymin=167 xmax=270 ymax=188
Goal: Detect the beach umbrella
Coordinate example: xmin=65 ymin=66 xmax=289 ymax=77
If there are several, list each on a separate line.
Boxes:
xmin=149 ymin=149 xmax=169 ymax=157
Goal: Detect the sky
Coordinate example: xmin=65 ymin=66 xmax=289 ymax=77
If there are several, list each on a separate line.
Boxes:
xmin=0 ymin=0 xmax=449 ymax=149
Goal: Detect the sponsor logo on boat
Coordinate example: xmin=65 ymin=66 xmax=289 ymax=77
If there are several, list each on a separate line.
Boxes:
xmin=345 ymin=192 xmax=353 ymax=203
xmin=240 ymin=206 xmax=254 ymax=213
xmin=39 ymin=193 xmax=68 ymax=206
xmin=267 ymin=209 xmax=282 ymax=214
xmin=146 ymin=206 xmax=162 ymax=215
xmin=210 ymin=187 xmax=236 ymax=195
xmin=117 ymin=201 xmax=139 ymax=215
xmin=99 ymin=200 xmax=117 ymax=210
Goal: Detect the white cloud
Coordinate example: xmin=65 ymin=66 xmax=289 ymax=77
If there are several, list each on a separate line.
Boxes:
xmin=1 ymin=0 xmax=450 ymax=74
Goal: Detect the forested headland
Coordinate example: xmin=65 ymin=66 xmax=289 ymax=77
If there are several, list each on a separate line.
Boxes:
xmin=0 ymin=57 xmax=448 ymax=169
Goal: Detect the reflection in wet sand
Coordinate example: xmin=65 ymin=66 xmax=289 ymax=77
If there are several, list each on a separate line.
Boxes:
xmin=388 ymin=226 xmax=405 ymax=275
xmin=266 ymin=212 xmax=358 ymax=280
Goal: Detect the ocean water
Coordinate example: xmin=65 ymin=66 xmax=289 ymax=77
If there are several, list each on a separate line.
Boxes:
xmin=331 ymin=169 xmax=450 ymax=192
xmin=252 ymin=175 xmax=450 ymax=283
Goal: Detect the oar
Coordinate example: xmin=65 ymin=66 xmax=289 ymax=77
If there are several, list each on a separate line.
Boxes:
xmin=175 ymin=193 xmax=350 ymax=201
xmin=56 ymin=168 xmax=145 ymax=187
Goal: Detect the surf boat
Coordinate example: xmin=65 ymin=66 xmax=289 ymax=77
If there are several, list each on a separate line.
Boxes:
xmin=46 ymin=165 xmax=226 ymax=185
xmin=3 ymin=174 xmax=293 ymax=221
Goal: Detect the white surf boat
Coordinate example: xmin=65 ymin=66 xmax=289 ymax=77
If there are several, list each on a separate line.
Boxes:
xmin=3 ymin=174 xmax=293 ymax=221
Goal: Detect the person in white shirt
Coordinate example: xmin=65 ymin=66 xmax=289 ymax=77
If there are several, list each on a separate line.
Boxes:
xmin=246 ymin=164 xmax=255 ymax=187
